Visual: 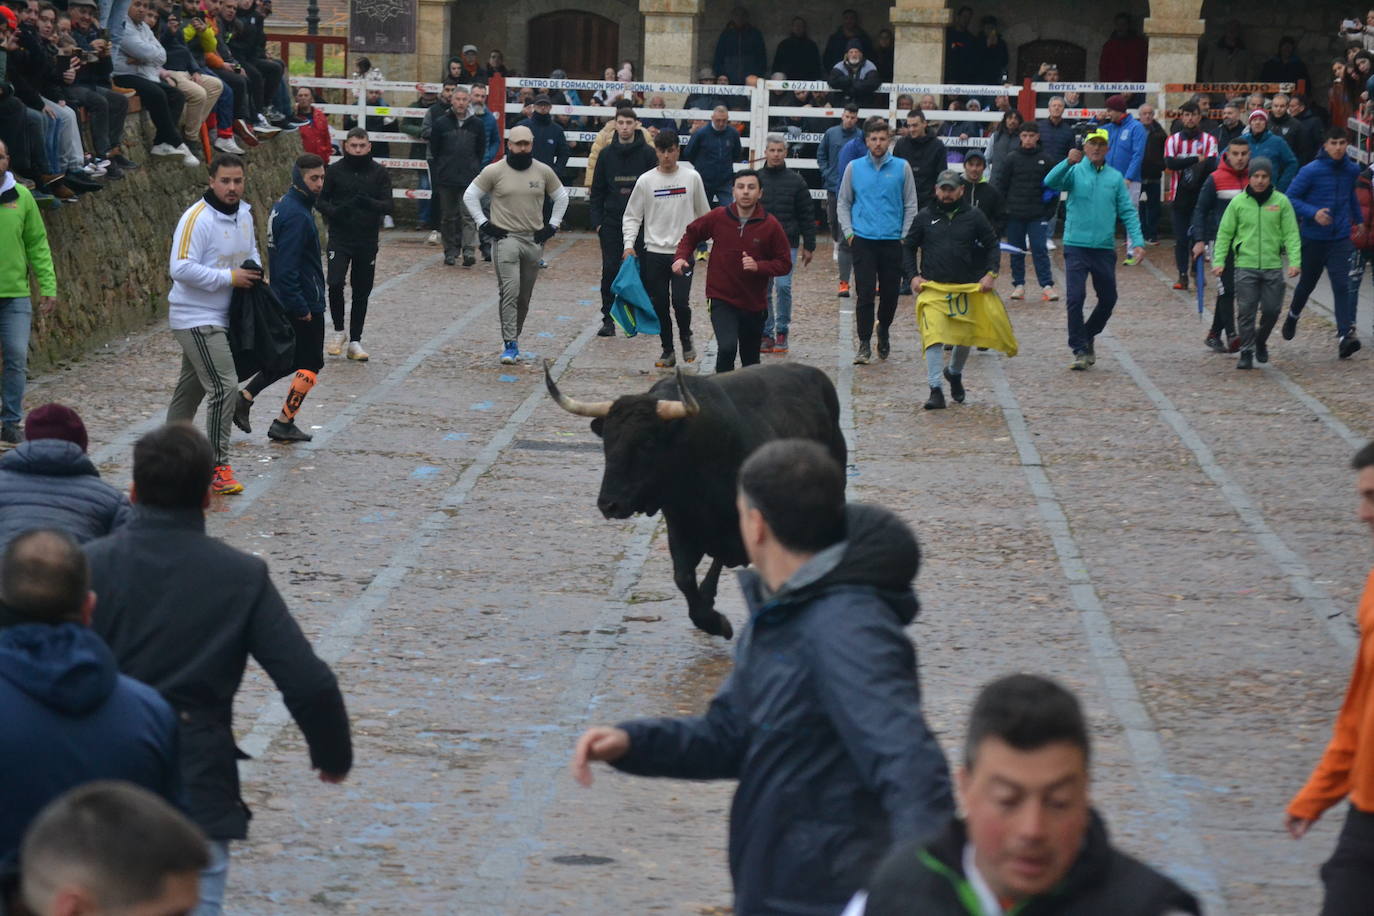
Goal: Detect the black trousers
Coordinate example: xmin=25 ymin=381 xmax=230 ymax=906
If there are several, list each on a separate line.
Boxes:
xmin=1209 ymin=251 xmax=1237 ymax=340
xmin=65 ymin=83 xmax=128 ymax=154
xmin=245 ymin=313 xmax=325 ymax=396
xmin=1320 ymin=806 xmax=1374 ymax=916
xmin=1172 ymin=203 xmax=1195 ymax=277
xmin=599 ymin=223 xmax=636 ymax=316
xmin=211 ymin=66 xmax=252 ymax=120
xmin=112 ymin=74 xmax=185 ymax=147
xmin=641 ymin=251 xmax=693 ymax=352
xmin=328 ymin=245 xmax=378 ymax=341
xmin=710 ymin=299 xmax=765 ymax=373
xmin=851 ymin=236 xmax=902 ymax=343
xmin=241 ymin=57 xmax=283 ymax=112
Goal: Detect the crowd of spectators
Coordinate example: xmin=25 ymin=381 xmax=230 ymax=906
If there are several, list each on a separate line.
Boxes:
xmin=0 ymin=0 xmax=301 ymax=207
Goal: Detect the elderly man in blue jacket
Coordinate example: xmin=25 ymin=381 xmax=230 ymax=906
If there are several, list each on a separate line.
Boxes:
xmin=572 ymin=439 xmax=953 ymax=916
xmin=1281 ymin=127 xmax=1364 ymax=358
xmin=234 ymin=153 xmax=327 ymax=443
xmin=1103 ymin=94 xmax=1147 ymax=203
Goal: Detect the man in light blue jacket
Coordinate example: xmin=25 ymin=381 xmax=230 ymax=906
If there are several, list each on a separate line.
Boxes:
xmin=1103 ymin=94 xmax=1146 ymax=203
xmin=1044 ymin=129 xmax=1145 ymax=370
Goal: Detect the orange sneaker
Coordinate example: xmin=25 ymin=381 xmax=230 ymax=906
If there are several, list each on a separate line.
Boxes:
xmin=838 ymin=281 xmax=851 ymax=298
xmin=212 ymin=464 xmax=244 ymax=495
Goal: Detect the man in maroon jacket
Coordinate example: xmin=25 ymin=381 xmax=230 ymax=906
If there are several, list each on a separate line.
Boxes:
xmin=673 ymin=169 xmax=792 ymax=373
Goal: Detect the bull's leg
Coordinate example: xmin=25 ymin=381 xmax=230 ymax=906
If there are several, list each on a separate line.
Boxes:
xmin=667 ymin=530 xmax=734 ymax=640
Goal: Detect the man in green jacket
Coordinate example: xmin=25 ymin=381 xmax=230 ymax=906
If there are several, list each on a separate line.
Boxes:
xmin=1043 ymin=129 xmax=1145 ymax=370
xmin=0 ymin=140 xmax=58 ymax=447
xmin=1212 ymin=157 xmax=1301 ymax=369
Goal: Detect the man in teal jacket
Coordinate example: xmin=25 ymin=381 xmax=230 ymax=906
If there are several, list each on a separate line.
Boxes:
xmin=1044 ymin=129 xmax=1145 ymax=370
xmin=0 ymin=140 xmax=57 ymax=447
xmin=1242 ymin=109 xmax=1298 ymax=191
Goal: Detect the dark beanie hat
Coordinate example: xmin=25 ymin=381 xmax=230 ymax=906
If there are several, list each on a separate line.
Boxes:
xmin=25 ymin=403 xmax=88 ymax=452
xmin=1249 ymin=156 xmax=1274 ymax=177
xmin=846 ymin=38 xmax=864 ymax=51
xmin=1105 ymin=94 xmax=1128 ymax=113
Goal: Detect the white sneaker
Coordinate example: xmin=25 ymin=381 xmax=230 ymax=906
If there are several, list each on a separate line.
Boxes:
xmin=426 ymin=229 xmax=440 ymax=246
xmin=1010 ymin=285 xmax=1025 ymax=300
xmin=1046 ymin=239 xmax=1057 ymax=251
xmin=327 ymin=331 xmax=345 ymax=356
xmin=150 ymin=143 xmax=182 ymax=157
xmin=213 ymin=136 xmax=246 ymax=154
xmin=383 ymin=215 xmax=395 ymax=230
xmin=346 ymin=340 xmax=369 ymax=361
xmin=1042 ymin=286 xmax=1060 ymax=301
xmin=180 ymin=151 xmax=200 ymax=167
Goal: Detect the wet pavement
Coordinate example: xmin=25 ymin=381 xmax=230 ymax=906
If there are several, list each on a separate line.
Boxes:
xmin=26 ymin=229 xmax=1374 ymax=914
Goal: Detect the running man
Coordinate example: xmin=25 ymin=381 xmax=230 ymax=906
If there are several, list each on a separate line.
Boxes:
xmin=166 ymin=152 xmax=259 ymax=495
xmin=235 ymin=153 xmax=327 ymax=442
xmin=463 ymin=124 xmax=568 ymax=365
xmin=317 ymin=127 xmax=392 ymax=362
xmin=621 ymin=129 xmax=710 ymax=368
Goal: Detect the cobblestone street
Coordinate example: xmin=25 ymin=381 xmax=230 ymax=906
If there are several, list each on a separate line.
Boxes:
xmin=26 ymin=229 xmax=1374 ymax=915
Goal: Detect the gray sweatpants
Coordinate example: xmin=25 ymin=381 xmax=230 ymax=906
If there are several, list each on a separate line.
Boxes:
xmin=168 ymin=325 xmax=237 ymax=465
xmin=493 ymin=232 xmax=541 ymax=342
xmin=1234 ymin=267 xmax=1285 ymax=352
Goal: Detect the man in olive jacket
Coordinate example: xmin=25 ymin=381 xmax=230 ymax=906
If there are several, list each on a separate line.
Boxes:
xmin=573 ymin=439 xmax=952 ymax=916
xmin=85 ymin=423 xmax=351 ymax=915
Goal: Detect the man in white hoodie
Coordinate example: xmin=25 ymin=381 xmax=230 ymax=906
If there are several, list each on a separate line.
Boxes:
xmin=620 ymin=129 xmax=711 ymax=369
xmin=166 ymin=153 xmax=261 ymax=495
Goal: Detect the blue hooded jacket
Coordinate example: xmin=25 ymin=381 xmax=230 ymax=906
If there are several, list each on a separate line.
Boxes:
xmin=1285 ymin=148 xmax=1363 ymax=241
xmin=268 ymin=168 xmax=325 ymax=317
xmin=0 ymin=621 xmax=180 ymax=863
xmin=0 ymin=439 xmax=130 ymax=553
xmin=1105 ymin=113 xmax=1147 ymax=182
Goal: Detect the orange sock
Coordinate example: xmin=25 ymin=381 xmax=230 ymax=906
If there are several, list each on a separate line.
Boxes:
xmin=281 ymin=370 xmax=317 ymax=421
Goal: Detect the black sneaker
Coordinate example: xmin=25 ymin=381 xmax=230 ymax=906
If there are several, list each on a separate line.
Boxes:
xmin=1281 ymin=311 xmax=1299 ymax=340
xmin=654 ymin=349 xmax=676 ymax=368
xmin=462 ymin=252 xmax=476 ymax=267
xmin=682 ymin=336 xmax=697 ymax=363
xmin=853 ymin=342 xmax=871 ymax=365
xmin=0 ymin=421 xmax=22 ymax=447
xmin=1236 ymin=349 xmax=1254 ymax=370
xmin=109 ymin=153 xmax=139 ymax=170
xmin=898 ymin=280 xmax=913 ymax=296
xmin=444 ymin=254 xmax=456 ymax=266
xmin=267 ymin=419 xmax=313 ymax=442
xmin=1339 ymin=334 xmax=1362 ymax=359
xmin=943 ymin=368 xmax=965 ymax=403
xmin=481 ymin=245 xmax=492 ymax=262
xmin=596 ymin=318 xmax=615 ymax=337
xmin=1085 ymin=341 xmax=1096 ymax=366
xmin=1255 ymin=343 xmax=1269 ymax=364
xmin=1204 ymin=334 xmax=1226 ymax=353
xmin=103 ymin=162 xmax=125 ymax=180
xmin=877 ymin=337 xmax=891 ymax=360
xmin=233 ymin=391 xmax=253 ymax=433
xmin=923 ymin=386 xmax=946 ymax=410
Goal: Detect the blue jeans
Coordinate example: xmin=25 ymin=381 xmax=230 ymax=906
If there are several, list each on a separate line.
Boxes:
xmin=1063 ymin=246 xmax=1118 ymax=353
xmin=1005 ymin=218 xmax=1053 ymax=288
xmin=193 ymin=840 xmax=231 ymax=915
xmin=0 ymin=297 xmax=32 ymax=424
xmin=97 ymin=0 xmax=131 ymax=45
xmin=418 ymin=171 xmax=433 ymax=226
xmin=1290 ymin=236 xmax=1357 ymax=337
xmin=764 ymin=247 xmax=798 ymax=337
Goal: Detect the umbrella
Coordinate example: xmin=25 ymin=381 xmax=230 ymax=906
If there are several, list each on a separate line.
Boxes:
xmin=1194 ymin=253 xmax=1206 ymax=318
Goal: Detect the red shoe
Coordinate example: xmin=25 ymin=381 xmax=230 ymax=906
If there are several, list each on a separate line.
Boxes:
xmin=838 ymin=281 xmax=850 ymax=298
xmin=760 ymin=335 xmax=776 ymax=353
xmin=233 ymin=119 xmax=260 ymax=147
xmin=211 ymin=464 xmax=244 ymax=495
xmin=1228 ymin=335 xmax=1241 ymax=353
xmin=774 ymin=332 xmax=788 ymax=353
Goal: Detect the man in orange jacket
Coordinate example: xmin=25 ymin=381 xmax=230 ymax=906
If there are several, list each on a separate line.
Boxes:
xmin=1287 ymin=440 xmax=1374 ymax=914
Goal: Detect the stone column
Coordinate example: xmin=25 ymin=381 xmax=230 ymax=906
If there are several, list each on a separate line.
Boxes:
xmin=414 ymin=0 xmax=451 ymax=85
xmin=640 ymin=0 xmax=702 ymax=85
xmin=890 ymin=0 xmax=949 ymax=85
xmin=1144 ymin=0 xmax=1206 ymax=108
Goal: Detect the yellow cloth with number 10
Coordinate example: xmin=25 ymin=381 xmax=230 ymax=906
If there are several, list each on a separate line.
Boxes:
xmin=914 ymin=281 xmax=1019 ymax=357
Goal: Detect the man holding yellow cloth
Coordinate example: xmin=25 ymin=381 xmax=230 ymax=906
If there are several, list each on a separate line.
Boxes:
xmin=905 ymin=170 xmax=1017 ymax=410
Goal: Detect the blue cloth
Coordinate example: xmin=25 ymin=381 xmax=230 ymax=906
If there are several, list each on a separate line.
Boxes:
xmin=196 ymin=839 xmax=231 ymax=916
xmin=477 ymin=109 xmax=500 ymax=164
xmin=1290 ymin=237 xmax=1358 ymax=336
xmin=818 ymin=124 xmax=860 ymax=192
xmin=838 ymin=134 xmax=866 ymax=187
xmin=0 ymin=622 xmax=180 ymax=864
xmin=0 ymin=297 xmax=32 ymax=425
xmin=1105 ymin=113 xmax=1147 ymax=182
xmin=1286 ymin=150 xmax=1363 ymax=241
xmin=1005 ymin=218 xmax=1053 ymax=288
xmin=517 ymin=113 xmax=570 ymax=175
xmin=1243 ymin=129 xmax=1300 ymax=190
xmin=609 ymin=256 xmax=661 ymax=337
xmin=764 ymin=246 xmax=798 ymax=337
xmin=1064 ymin=245 xmax=1119 ymax=353
xmin=268 ymin=184 xmax=325 ymax=317
xmin=0 ymin=439 xmax=131 ymax=552
xmin=683 ymin=123 xmax=744 ymax=191
xmin=1044 ymin=157 xmax=1145 ymax=251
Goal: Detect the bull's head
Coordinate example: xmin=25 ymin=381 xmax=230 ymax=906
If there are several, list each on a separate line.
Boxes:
xmin=544 ymin=360 xmax=700 ymax=519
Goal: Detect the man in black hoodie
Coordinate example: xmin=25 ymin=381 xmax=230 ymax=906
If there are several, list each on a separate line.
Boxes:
xmin=993 ymin=121 xmax=1056 ymax=300
xmin=590 ymin=107 xmax=656 ymax=337
xmin=572 ymin=438 xmax=953 ymax=916
xmin=316 ymin=127 xmax=392 ymax=361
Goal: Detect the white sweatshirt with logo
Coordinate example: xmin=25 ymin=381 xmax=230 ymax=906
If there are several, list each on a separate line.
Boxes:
xmin=621 ymin=164 xmax=711 ymax=254
xmin=167 ymin=198 xmax=259 ymax=330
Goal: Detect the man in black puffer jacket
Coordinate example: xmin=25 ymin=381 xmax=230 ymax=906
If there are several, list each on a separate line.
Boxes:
xmin=893 ymin=109 xmax=947 ymax=204
xmin=427 ymin=86 xmax=487 ymax=267
xmin=992 ymin=121 xmax=1056 ymax=300
xmin=0 ymin=404 xmax=128 ymax=552
xmin=757 ymin=134 xmax=816 ymax=353
xmin=590 ymin=107 xmax=657 ymax=336
xmin=572 ymin=439 xmax=953 ymax=916
xmin=852 ymin=674 xmax=1200 ymax=916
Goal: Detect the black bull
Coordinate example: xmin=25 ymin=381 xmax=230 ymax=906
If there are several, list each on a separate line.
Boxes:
xmin=545 ymin=360 xmax=847 ymax=639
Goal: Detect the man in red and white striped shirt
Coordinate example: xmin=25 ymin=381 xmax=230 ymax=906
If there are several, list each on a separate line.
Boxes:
xmin=1163 ymin=101 xmax=1219 ymax=290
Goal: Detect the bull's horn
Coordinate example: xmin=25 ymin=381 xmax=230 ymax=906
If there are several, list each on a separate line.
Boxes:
xmin=656 ymin=366 xmax=701 ymax=420
xmin=544 ymin=359 xmax=611 ymax=418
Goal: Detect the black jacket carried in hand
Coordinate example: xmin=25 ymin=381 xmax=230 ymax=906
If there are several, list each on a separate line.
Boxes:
xmin=904 ymin=202 xmax=999 ymax=284
xmin=963 ymin=178 xmax=1006 ymax=236
xmin=589 ymin=132 xmax=657 ymax=229
xmin=894 ymin=133 xmax=949 ymax=204
xmin=86 ymin=506 xmax=352 ymax=840
xmin=227 ymin=260 xmax=295 ymax=382
xmin=756 ymin=163 xmax=817 ymax=250
xmin=992 ymin=142 xmax=1054 ymax=220
xmin=863 ymin=812 xmax=1201 ymax=916
xmin=612 ymin=504 xmax=953 ymax=916
xmin=427 ymin=109 xmax=486 ymax=190
xmin=317 ymin=152 xmax=393 ymax=251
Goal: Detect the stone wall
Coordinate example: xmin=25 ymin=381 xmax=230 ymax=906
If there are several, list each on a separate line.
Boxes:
xmin=29 ymin=124 xmax=302 ymax=372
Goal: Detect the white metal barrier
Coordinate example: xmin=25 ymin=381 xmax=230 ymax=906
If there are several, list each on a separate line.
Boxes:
xmin=1349 ymin=116 xmax=1373 ymax=165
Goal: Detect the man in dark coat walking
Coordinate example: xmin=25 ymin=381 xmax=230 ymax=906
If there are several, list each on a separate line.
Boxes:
xmin=428 ymin=86 xmax=487 ymax=267
xmin=993 ymin=121 xmax=1056 ymax=300
xmin=590 ymin=106 xmax=657 ymax=337
xmin=572 ymin=439 xmax=953 ymax=916
xmin=757 ymin=134 xmax=816 ymax=354
xmin=893 ymin=109 xmax=947 ymax=204
xmin=85 ymin=423 xmax=352 ymax=916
